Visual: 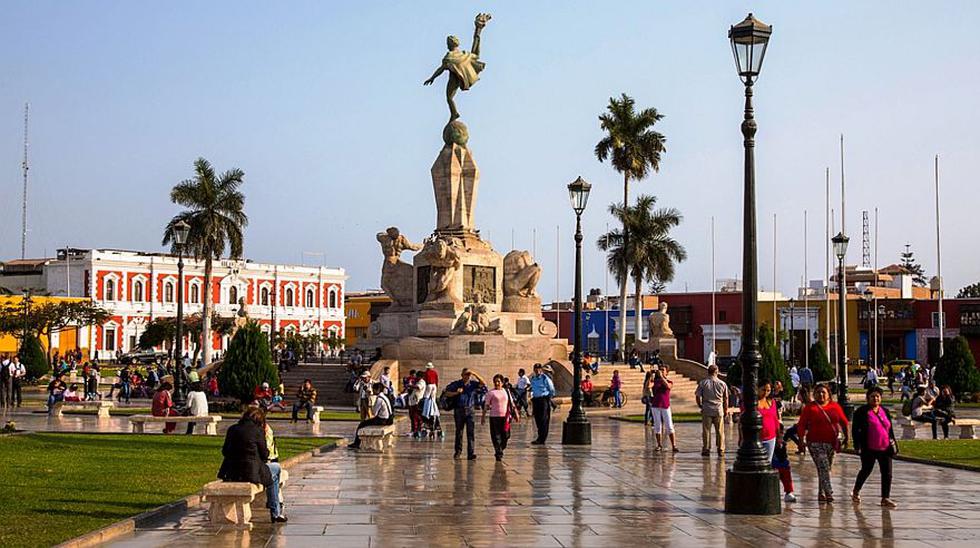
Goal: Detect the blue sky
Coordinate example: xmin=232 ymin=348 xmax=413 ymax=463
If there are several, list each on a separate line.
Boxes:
xmin=2 ymin=1 xmax=978 ymax=299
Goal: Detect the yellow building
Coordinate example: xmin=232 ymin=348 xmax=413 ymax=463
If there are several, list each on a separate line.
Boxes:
xmin=760 ymin=294 xmax=862 ymax=372
xmin=0 ymin=295 xmax=91 ymax=356
xmin=344 ymin=291 xmax=391 ymax=348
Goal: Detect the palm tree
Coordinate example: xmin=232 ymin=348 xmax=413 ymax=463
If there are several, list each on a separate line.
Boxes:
xmin=595 ymin=94 xmax=666 ymax=357
xmin=163 ymin=157 xmax=248 ymax=367
xmin=599 ymin=195 xmax=686 ymax=346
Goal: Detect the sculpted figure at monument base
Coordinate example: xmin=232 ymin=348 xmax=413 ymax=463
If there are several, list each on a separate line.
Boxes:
xmin=502 ymin=249 xmax=542 ymax=313
xmin=648 ymin=302 xmax=674 ymax=338
xmin=377 ymin=227 xmax=422 ymax=310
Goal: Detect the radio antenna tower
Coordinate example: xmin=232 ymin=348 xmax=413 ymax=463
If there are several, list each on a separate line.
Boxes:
xmin=861 ymin=209 xmax=871 ymax=268
xmin=21 ymin=103 xmax=30 ymax=259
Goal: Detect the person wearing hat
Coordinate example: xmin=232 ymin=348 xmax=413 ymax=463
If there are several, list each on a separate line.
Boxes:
xmin=354 ymin=371 xmax=374 ymax=420
xmin=421 ymin=363 xmax=443 ymax=439
xmin=291 ymin=379 xmax=318 ymax=423
xmin=529 ymin=363 xmax=556 ymax=445
xmin=444 ymin=368 xmax=486 ymax=460
xmin=253 ymin=381 xmax=274 ymax=409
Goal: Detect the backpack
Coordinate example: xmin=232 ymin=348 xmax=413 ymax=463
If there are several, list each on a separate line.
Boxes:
xmin=901 ymin=399 xmax=913 ymax=417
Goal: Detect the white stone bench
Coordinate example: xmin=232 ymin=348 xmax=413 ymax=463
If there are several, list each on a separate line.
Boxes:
xmin=900 ymin=418 xmax=919 ymax=440
xmin=201 ymin=469 xmax=289 ymax=529
xmin=50 ymin=400 xmax=115 ymax=418
xmin=129 ymin=414 xmax=222 ymax=435
xmin=359 ymin=423 xmax=396 ymax=452
xmin=311 ymin=405 xmax=324 ymax=426
xmin=957 ymin=419 xmax=980 ymax=440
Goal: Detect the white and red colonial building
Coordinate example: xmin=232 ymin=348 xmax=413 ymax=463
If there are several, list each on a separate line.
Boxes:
xmin=40 ymin=248 xmax=347 ymax=358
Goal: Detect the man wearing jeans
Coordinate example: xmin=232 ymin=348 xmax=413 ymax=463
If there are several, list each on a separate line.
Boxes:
xmin=291 ymin=379 xmax=317 ymax=423
xmin=695 ymin=364 xmax=729 ymax=457
xmin=445 ymin=369 xmax=485 ymax=460
xmin=529 ymin=363 xmax=556 ymax=445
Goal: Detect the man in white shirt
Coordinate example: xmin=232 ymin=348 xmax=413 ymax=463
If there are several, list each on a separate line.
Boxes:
xmin=10 ymin=356 xmax=27 ymax=407
xmin=348 ymin=383 xmax=393 ymax=449
xmin=514 ymin=368 xmax=531 ymax=417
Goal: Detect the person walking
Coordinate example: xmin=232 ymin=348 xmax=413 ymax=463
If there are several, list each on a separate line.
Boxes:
xmin=483 ymin=374 xmax=518 ymax=461
xmin=186 ymin=381 xmax=210 ymax=435
xmin=0 ymin=355 xmax=12 ymax=409
xmin=797 ymin=384 xmax=849 ymax=503
xmin=218 ymin=407 xmax=287 ymax=523
xmin=749 ymin=381 xmax=781 ymax=462
xmin=347 ymin=383 xmax=394 ymax=449
xmin=10 ymin=355 xmax=25 ymax=408
xmin=291 ymin=379 xmax=318 ymax=423
xmin=650 ymin=367 xmax=677 ymax=452
xmin=514 ymin=368 xmax=530 ymax=418
xmin=695 ymin=364 xmax=729 ymax=456
xmin=421 ymin=364 xmax=443 ymax=439
xmin=851 ymin=386 xmax=899 ymax=508
xmin=529 ymin=363 xmax=556 ymax=445
xmin=408 ymin=370 xmax=428 ymax=438
xmin=444 ymin=369 xmax=485 ymax=459
xmin=609 ymin=370 xmax=623 ymax=408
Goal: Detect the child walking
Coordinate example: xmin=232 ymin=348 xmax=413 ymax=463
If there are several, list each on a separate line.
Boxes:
xmin=773 ymin=424 xmax=797 ymax=502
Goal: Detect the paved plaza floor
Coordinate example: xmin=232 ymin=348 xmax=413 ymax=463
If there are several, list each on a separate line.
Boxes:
xmin=101 ymin=414 xmax=980 ymax=547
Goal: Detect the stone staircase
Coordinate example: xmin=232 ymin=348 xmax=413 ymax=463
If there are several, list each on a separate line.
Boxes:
xmin=280 ymin=363 xmax=357 ymax=408
xmin=586 ymin=363 xmax=700 ymax=413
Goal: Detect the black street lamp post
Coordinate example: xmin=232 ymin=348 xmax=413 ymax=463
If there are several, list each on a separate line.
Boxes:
xmin=832 ymin=231 xmax=853 ymax=417
xmin=173 ymin=220 xmax=190 ymax=407
xmin=724 ymin=13 xmax=781 ymax=515
xmin=562 ymin=176 xmax=592 ymax=446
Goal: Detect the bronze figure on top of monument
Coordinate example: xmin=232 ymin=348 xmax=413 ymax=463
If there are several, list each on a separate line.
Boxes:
xmin=366 ymin=14 xmax=565 ymax=383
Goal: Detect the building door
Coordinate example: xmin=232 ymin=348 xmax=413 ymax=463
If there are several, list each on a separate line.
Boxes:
xmin=129 ymin=335 xmax=137 ymax=352
xmin=716 ymin=339 xmax=732 ymax=357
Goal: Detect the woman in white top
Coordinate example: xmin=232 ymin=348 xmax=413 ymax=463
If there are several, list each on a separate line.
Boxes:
xmin=186 ymin=381 xmax=209 ymax=435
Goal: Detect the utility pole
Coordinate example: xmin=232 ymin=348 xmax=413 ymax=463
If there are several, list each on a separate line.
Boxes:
xmin=21 ymin=103 xmax=30 ymax=259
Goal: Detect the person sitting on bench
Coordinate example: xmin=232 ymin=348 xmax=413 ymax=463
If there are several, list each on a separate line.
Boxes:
xmin=347 ymin=383 xmax=394 ymax=449
xmin=581 ymin=375 xmax=595 ymax=405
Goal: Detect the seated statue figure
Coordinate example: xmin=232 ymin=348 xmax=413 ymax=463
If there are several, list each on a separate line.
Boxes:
xmin=648 ymin=302 xmax=674 ymax=339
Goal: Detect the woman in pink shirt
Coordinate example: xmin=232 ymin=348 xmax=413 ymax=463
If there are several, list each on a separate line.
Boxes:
xmin=483 ymin=374 xmax=518 ymax=461
xmin=851 ymin=387 xmax=898 ymax=508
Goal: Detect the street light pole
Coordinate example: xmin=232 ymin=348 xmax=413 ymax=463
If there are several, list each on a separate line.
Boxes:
xmin=563 ymin=176 xmax=592 ymax=446
xmin=789 ymin=298 xmax=795 ymax=367
xmin=172 ymin=220 xmax=190 ymax=407
xmin=832 ymin=232 xmax=853 ymax=417
xmin=724 ymin=13 xmax=781 ymax=515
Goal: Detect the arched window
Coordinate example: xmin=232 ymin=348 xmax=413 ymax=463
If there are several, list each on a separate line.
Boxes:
xmin=261 ymin=287 xmax=270 ymax=306
xmin=229 ymin=286 xmax=238 ymax=305
xmin=328 ymin=289 xmax=337 ymax=309
xmin=133 ymin=280 xmax=144 ymax=302
xmin=190 ymin=284 xmax=200 ymax=304
xmin=105 ymin=279 xmax=116 ymax=301
xmin=165 ymin=282 xmax=175 ymax=303
xmin=306 ymin=289 xmax=315 ymax=308
xmin=285 ymin=288 xmax=294 ymax=307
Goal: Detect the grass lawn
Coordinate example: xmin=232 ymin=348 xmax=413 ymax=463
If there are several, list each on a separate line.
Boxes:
xmin=897 ymin=439 xmax=980 ymax=471
xmin=0 ymin=433 xmax=335 ymax=547
xmin=48 ymin=408 xmax=363 ymax=421
xmin=614 ymin=412 xmax=703 ymax=423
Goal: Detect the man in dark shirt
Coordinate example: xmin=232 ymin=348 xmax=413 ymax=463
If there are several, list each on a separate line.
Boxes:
xmin=444 ymin=368 xmax=486 ymax=460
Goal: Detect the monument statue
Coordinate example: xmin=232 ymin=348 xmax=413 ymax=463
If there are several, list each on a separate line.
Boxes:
xmin=503 ymin=250 xmax=541 ymax=298
xmin=648 ymin=302 xmax=674 ymax=338
xmin=452 ymin=294 xmax=499 ymax=334
xmin=423 ymin=13 xmax=491 ymax=122
xmin=377 ymin=227 xmax=422 ymax=309
xmin=419 ymin=237 xmax=462 ymax=305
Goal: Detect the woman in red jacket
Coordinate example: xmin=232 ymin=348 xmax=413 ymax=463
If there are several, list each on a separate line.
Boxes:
xmin=797 ymin=384 xmax=849 ymax=503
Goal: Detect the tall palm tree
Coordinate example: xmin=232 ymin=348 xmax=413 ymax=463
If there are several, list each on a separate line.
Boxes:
xmin=595 ymin=94 xmax=666 ymax=356
xmin=598 ymin=196 xmax=686 ymax=346
xmin=163 ymin=157 xmax=248 ymax=367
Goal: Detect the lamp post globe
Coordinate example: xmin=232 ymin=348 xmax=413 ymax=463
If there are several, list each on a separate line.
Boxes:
xmin=831 ymin=232 xmax=853 ymax=417
xmin=723 ymin=13 xmax=781 ymax=516
xmin=173 ymin=220 xmax=191 ymax=406
xmin=562 ymin=176 xmax=592 ymax=446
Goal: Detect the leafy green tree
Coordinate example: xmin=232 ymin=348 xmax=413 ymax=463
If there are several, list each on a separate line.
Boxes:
xmin=164 ymin=158 xmax=248 ymax=368
xmin=935 ymin=336 xmax=980 ymax=396
xmin=595 ymin=94 xmax=666 ymax=355
xmin=900 ymin=244 xmax=927 ymax=287
xmin=957 ymin=282 xmax=980 ymax=298
xmin=722 ymin=324 xmax=792 ymax=398
xmin=808 ymin=341 xmax=835 ymax=382
xmin=18 ymin=334 xmax=48 ymax=380
xmin=598 ymin=195 xmax=686 ymax=342
xmin=219 ymin=321 xmax=278 ymax=403
xmin=0 ymin=299 xmax=109 ymax=362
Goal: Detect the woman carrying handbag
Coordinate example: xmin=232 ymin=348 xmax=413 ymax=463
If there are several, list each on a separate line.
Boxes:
xmin=797 ymin=384 xmax=849 ymax=503
xmin=851 ymin=386 xmax=899 ymax=508
xmin=483 ymin=374 xmax=519 ymax=462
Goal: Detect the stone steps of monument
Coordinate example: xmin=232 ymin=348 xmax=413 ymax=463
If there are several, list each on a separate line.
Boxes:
xmin=584 ymin=366 xmax=699 ymax=411
xmin=280 ymin=363 xmax=357 ymax=407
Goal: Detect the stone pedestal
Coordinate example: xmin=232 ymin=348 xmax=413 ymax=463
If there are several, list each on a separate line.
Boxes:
xmin=431 ymin=144 xmax=479 ymax=232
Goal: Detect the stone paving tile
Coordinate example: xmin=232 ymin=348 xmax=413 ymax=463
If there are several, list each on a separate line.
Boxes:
xmin=106 ymin=417 xmax=980 ymax=547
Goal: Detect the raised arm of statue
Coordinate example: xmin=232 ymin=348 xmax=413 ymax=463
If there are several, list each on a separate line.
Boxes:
xmin=423 ymin=65 xmax=446 ymax=86
xmin=471 ymin=13 xmax=491 ymax=57
xmin=398 ymin=234 xmax=423 ymax=252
